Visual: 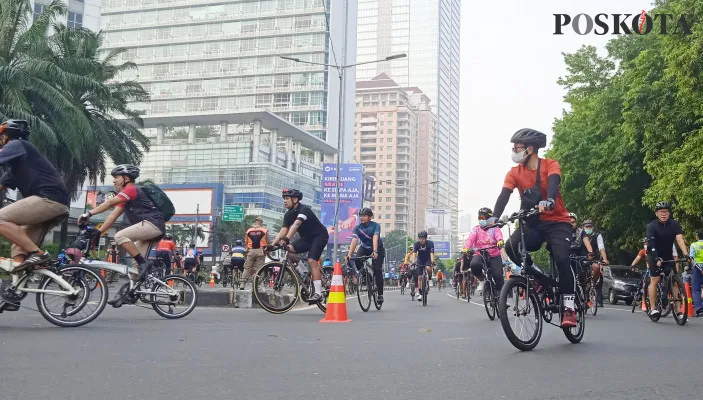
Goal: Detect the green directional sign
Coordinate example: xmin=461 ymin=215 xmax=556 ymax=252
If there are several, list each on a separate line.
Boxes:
xmin=222 ymin=205 xmax=244 ymax=222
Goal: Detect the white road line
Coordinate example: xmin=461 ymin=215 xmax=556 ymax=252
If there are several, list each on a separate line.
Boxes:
xmin=445 ymin=292 xmax=483 ymax=307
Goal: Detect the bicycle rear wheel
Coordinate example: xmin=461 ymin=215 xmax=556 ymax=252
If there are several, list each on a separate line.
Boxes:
xmin=36 ymin=266 xmax=108 ymax=328
xmin=588 ymin=286 xmax=598 ymax=316
xmin=483 ymin=280 xmax=496 ymax=320
xmin=357 ymin=268 xmax=372 ymax=312
xmin=316 ymin=266 xmax=334 ymax=313
xmin=498 ymin=277 xmax=543 ymax=351
xmin=564 ymin=286 xmax=586 ymax=344
xmin=422 ymin=275 xmax=427 ymax=306
xmin=151 ymin=275 xmax=198 ymax=319
xmin=253 ymin=263 xmax=300 ymax=314
xmin=671 ymin=275 xmax=688 ymax=326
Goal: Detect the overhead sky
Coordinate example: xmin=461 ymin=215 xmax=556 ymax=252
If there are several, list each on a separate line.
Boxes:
xmin=458 ymin=0 xmax=651 ymax=226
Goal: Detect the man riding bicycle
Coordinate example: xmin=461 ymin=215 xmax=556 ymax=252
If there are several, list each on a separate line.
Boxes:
xmin=230 ymin=239 xmax=247 ymax=289
xmin=183 ymin=243 xmax=198 ymax=276
xmin=412 ymin=230 xmax=435 ymax=301
xmin=346 ymin=207 xmax=385 ymax=304
xmin=269 ymin=188 xmax=329 ymax=303
xmin=465 ymin=207 xmax=509 ymax=296
xmin=581 ymin=219 xmax=609 ymax=306
xmin=645 ymin=201 xmax=689 ymax=318
xmin=155 ymin=234 xmax=176 ymax=275
xmin=488 ymin=128 xmax=578 ymax=328
xmin=79 ymin=164 xmax=166 ymax=307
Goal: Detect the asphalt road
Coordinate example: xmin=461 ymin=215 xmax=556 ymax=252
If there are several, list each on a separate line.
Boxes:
xmin=0 ymin=288 xmax=700 ymax=400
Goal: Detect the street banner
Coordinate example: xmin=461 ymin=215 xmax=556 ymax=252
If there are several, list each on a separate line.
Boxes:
xmin=321 ymin=163 xmax=364 ymax=245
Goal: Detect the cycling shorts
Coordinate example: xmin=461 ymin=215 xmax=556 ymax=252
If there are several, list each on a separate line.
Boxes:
xmin=291 ymin=233 xmax=329 ymax=261
xmin=230 ymin=258 xmax=245 ymax=269
xmin=184 ymin=258 xmax=197 ymax=270
xmin=648 ymin=260 xmax=674 ymax=278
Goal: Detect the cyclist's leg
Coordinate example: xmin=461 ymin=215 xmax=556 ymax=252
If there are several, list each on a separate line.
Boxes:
xmin=114 ymin=221 xmax=162 ymax=280
xmin=373 ymin=247 xmax=385 ymax=296
xmin=241 ymin=249 xmax=261 ymax=288
xmin=163 ymin=252 xmax=172 ymax=275
xmin=646 ymin=254 xmax=661 ymax=311
xmin=503 ymin=223 xmax=543 ymax=266
xmin=692 ymin=266 xmax=703 ymax=314
xmin=488 ymin=256 xmax=504 ymax=293
xmin=468 ymin=256 xmax=484 ymax=282
xmin=540 ymin=222 xmax=576 ymax=308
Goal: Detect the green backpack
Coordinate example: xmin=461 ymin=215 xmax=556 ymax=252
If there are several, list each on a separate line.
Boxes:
xmin=139 ymin=183 xmax=175 ymax=222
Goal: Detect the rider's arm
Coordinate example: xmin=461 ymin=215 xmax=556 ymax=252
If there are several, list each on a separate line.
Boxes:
xmin=272 ymin=227 xmax=288 ymax=244
xmin=98 ymin=207 xmax=124 ymax=235
xmin=582 ymin=235 xmax=594 ymax=253
xmin=284 ymin=219 xmax=303 ymax=241
xmin=676 ymin=234 xmax=688 ymax=260
xmin=0 ymin=140 xmax=27 ymax=166
xmin=546 ymin=174 xmax=561 ymax=203
xmin=0 ymin=171 xmax=15 ymax=190
xmin=347 ymin=237 xmax=358 ymax=258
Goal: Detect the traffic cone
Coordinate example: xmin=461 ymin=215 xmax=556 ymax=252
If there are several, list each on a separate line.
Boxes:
xmin=209 ymin=272 xmax=215 ymax=287
xmin=641 ymin=298 xmax=647 ymax=311
xmin=320 ymin=261 xmax=351 ymax=323
xmin=682 ymin=280 xmax=695 ymax=316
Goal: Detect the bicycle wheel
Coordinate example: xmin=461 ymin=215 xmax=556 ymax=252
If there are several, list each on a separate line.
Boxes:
xmin=498 ymin=277 xmax=543 ymax=351
xmin=253 ymin=263 xmax=300 ymax=314
xmin=483 ymin=280 xmax=496 ymax=320
xmin=631 ymin=290 xmax=641 ymax=313
xmin=661 ymin=282 xmax=673 ymax=317
xmin=409 ymin=280 xmax=416 ymax=300
xmin=373 ymin=274 xmax=382 ymax=311
xmin=150 ymin=274 xmax=198 ymax=319
xmin=588 ymin=286 xmax=598 ymax=316
xmin=358 ymin=267 xmax=372 ymax=312
xmin=422 ymin=275 xmax=428 ymax=306
xmin=232 ymin=270 xmax=241 ymax=289
xmin=468 ymin=273 xmax=475 ymax=302
xmin=317 ymin=266 xmax=334 ymax=313
xmin=222 ymin=272 xmax=230 ymax=288
xmin=671 ymin=275 xmax=688 ymax=326
xmin=456 ymin=281 xmax=460 ymax=299
xmin=563 ymin=285 xmax=586 ymax=344
xmin=36 ymin=266 xmax=108 ymax=328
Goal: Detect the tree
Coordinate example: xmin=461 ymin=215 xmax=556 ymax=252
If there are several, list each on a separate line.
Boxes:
xmin=382 ymin=229 xmax=413 ymax=251
xmin=215 ymin=215 xmax=258 ymax=245
xmin=166 ymin=224 xmax=205 ymax=247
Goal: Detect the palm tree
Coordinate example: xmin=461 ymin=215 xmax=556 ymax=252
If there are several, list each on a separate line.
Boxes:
xmin=166 ymin=224 xmax=206 ymax=248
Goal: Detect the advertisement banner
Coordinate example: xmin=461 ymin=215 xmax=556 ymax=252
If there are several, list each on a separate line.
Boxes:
xmin=320 ymin=163 xmax=364 ymax=245
xmin=434 ymin=241 xmax=451 ymax=259
xmin=425 ymin=208 xmax=451 ymax=237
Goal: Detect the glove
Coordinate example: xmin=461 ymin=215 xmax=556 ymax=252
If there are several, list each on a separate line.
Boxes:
xmin=538 ymin=198 xmax=555 ymax=211
xmin=78 ymin=212 xmax=91 ymax=225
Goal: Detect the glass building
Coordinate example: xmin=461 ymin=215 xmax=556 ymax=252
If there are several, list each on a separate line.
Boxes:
xmin=31 ymin=0 xmax=102 ymax=31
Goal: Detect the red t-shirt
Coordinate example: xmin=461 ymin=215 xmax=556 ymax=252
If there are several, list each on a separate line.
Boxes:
xmin=503 ymin=158 xmax=571 ymax=224
xmin=157 ymin=240 xmax=176 ymax=252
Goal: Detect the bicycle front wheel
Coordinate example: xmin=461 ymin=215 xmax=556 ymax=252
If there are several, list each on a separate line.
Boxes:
xmin=253 ymin=263 xmax=300 ymax=314
xmin=483 ymin=280 xmax=496 ymax=320
xmin=588 ymin=286 xmax=598 ymax=316
xmin=151 ymin=275 xmax=198 ymax=319
xmin=357 ymin=268 xmax=372 ymax=312
xmin=671 ymin=275 xmax=688 ymax=326
xmin=498 ymin=277 xmax=543 ymax=351
xmin=422 ymin=275 xmax=428 ymax=306
xmin=36 ymin=266 xmax=108 ymax=328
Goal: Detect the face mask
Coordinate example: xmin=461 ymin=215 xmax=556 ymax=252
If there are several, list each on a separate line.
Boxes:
xmin=584 ymin=228 xmax=593 ymax=235
xmin=511 ymin=149 xmax=528 ymax=164
xmin=479 ymin=220 xmax=488 ymax=227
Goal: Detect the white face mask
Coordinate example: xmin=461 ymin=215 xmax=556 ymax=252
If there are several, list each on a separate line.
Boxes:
xmin=511 ymin=149 xmax=528 ymax=164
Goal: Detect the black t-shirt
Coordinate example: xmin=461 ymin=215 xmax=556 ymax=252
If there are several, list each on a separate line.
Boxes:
xmin=282 ymin=203 xmax=327 ymax=239
xmin=0 ymin=139 xmax=70 ymax=206
xmin=413 ymin=240 xmax=435 ymax=266
xmin=453 ymin=261 xmax=462 ymax=273
xmin=646 ymin=218 xmax=683 ymax=261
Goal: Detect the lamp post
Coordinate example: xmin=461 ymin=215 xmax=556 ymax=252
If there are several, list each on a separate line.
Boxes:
xmin=280 ymin=53 xmax=407 ymax=264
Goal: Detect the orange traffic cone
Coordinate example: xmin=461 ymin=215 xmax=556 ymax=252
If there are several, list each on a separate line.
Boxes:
xmin=320 ymin=261 xmax=351 ymax=323
xmin=682 ymin=280 xmax=695 ymax=316
xmin=209 ymin=273 xmax=215 ymax=287
xmin=641 ymin=298 xmax=647 ymax=311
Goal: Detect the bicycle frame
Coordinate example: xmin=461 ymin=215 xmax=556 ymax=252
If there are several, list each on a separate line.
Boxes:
xmin=81 ymin=258 xmax=179 ymax=296
xmin=2 ymin=267 xmax=79 ymax=297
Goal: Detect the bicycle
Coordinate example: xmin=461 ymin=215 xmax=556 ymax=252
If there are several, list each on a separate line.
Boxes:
xmin=468 ymin=247 xmax=503 ymax=321
xmin=412 ymin=263 xmax=431 ymax=307
xmin=644 ymin=259 xmax=689 ymax=325
xmin=631 ymin=269 xmax=646 ymax=313
xmin=349 ymin=256 xmax=382 ymax=312
xmin=572 ymin=255 xmax=598 ymax=316
xmin=0 ymin=216 xmax=108 ymax=327
xmin=399 ymin=273 xmax=407 ymax=295
xmin=253 ymin=244 xmax=333 ymax=314
xmin=496 ymin=209 xmax=586 ymax=351
xmin=221 ymin=265 xmax=242 ymax=289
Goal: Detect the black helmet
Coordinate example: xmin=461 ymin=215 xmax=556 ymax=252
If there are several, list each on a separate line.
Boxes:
xmin=655 ymin=201 xmax=671 ymax=211
xmin=235 ymin=239 xmax=243 ymax=246
xmin=360 ymin=207 xmax=373 ymax=217
xmin=0 ymin=119 xmax=30 ymax=139
xmin=418 ymin=230 xmax=428 ymax=239
xmin=111 ymin=164 xmax=140 ymax=180
xmin=478 ymin=207 xmax=493 ymax=218
xmin=282 ymin=188 xmax=303 ymax=200
xmin=510 ymin=128 xmax=547 ymax=149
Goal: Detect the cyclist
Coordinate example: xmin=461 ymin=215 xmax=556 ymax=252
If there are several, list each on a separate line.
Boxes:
xmin=689 ymin=230 xmax=703 ymax=317
xmin=452 ymin=254 xmax=463 ymax=295
xmin=645 ymin=201 xmax=689 ymax=318
xmin=436 ymin=270 xmax=444 ymax=290
xmin=488 ymin=128 xmax=577 ymax=327
xmin=412 ymin=230 xmax=435 ymax=301
xmin=107 ymin=243 xmax=119 ymax=264
xmin=172 ymin=250 xmax=182 ymax=274
xmin=346 ymin=207 xmax=385 ymax=304
xmin=0 ymin=120 xmax=70 ymax=273
xmin=230 ymin=239 xmax=247 ymax=289
xmin=183 ymin=244 xmax=198 ymax=276
xmin=155 ymin=234 xmax=176 ymax=275
xmin=78 ymin=165 xmax=165 ymax=306
xmin=568 ymin=213 xmax=586 ymax=257
xmin=582 ymin=219 xmax=608 ymax=306
xmin=270 ymin=188 xmax=329 ymax=303
xmin=465 ymin=207 xmax=509 ymax=296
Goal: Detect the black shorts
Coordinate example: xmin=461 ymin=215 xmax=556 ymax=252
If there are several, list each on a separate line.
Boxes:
xmin=291 ymin=233 xmax=329 ymax=261
xmin=648 ymin=260 xmax=674 ymax=277
xmin=231 ymin=258 xmax=245 ymax=269
xmin=184 ymin=258 xmax=197 ymax=270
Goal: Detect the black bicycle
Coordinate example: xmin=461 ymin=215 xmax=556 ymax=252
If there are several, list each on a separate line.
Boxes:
xmin=571 ymin=255 xmax=598 ymax=317
xmin=644 ymin=259 xmax=689 ymax=325
xmin=350 ymin=256 xmax=382 ymax=312
xmin=496 ymin=209 xmax=586 ymax=351
xmin=413 ymin=263 xmax=431 ymax=307
xmin=469 ymin=247 xmax=503 ymax=321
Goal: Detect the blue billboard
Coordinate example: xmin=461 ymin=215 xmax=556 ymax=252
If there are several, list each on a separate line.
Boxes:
xmin=434 ymin=241 xmax=451 ymax=259
xmin=320 ymin=163 xmax=363 ymax=245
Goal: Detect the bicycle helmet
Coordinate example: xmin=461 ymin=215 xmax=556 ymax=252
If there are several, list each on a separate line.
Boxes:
xmin=164 ymin=234 xmax=172 ymax=240
xmin=408 ymin=245 xmax=413 ymax=251
xmin=111 ymin=164 xmax=140 ymax=180
xmin=0 ymin=119 xmax=30 ymax=139
xmin=461 ymin=248 xmax=468 ymax=254
xmin=510 ymin=128 xmax=547 ymax=149
xmin=417 ymin=230 xmax=428 ymax=239
xmin=282 ymin=188 xmax=303 ymax=200
xmin=655 ymin=201 xmax=671 ymax=211
xmin=582 ymin=219 xmax=594 ymax=226
xmin=359 ymin=207 xmax=373 ymax=217
xmin=235 ymin=239 xmax=243 ymax=246
xmin=478 ymin=207 xmax=493 ymax=219
xmin=568 ymin=212 xmax=577 ymax=219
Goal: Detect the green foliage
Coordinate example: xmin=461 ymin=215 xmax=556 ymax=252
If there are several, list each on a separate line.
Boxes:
xmin=382 ymin=229 xmax=413 ymax=251
xmin=166 ymin=224 xmax=206 ymax=247
xmin=215 ymin=215 xmax=258 ymax=245
xmin=0 ymin=237 xmax=10 ymax=258
xmin=549 ymin=0 xmax=703 ymax=261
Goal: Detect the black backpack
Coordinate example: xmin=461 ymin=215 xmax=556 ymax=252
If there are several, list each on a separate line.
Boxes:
xmin=138 ymin=183 xmax=175 ymax=222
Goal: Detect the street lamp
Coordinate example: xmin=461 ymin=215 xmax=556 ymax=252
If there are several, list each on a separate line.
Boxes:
xmin=281 ymin=53 xmax=407 ymax=264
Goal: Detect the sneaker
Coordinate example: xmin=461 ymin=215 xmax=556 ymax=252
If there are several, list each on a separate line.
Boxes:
xmin=12 ymin=251 xmax=51 ymax=274
xmin=107 ymin=283 xmax=130 ymax=308
xmin=377 ymin=294 xmax=384 ymax=304
xmin=417 ymin=294 xmax=423 ymax=301
xmin=649 ymin=309 xmax=660 ymax=317
xmin=308 ymin=292 xmax=322 ymax=304
xmin=561 ymin=310 xmax=578 ymax=328
xmin=136 ymin=261 xmax=154 ymax=282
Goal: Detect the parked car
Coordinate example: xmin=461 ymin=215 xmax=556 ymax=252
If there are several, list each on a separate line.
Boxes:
xmin=602 ymin=265 xmax=642 ymax=305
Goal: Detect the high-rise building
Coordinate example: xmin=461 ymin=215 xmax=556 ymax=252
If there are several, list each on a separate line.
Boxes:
xmin=31 ymin=0 xmax=102 ymax=31
xmin=98 ymin=0 xmax=356 ymax=224
xmin=354 ymin=74 xmax=417 ymax=235
xmin=356 ymin=0 xmax=460 ymax=248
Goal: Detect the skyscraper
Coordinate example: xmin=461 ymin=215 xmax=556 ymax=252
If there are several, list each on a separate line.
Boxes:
xmin=31 ymin=0 xmax=102 ymax=31
xmin=356 ymin=0 xmax=460 ymax=247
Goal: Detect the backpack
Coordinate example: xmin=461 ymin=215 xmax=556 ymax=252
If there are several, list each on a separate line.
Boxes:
xmin=139 ymin=183 xmax=175 ymax=222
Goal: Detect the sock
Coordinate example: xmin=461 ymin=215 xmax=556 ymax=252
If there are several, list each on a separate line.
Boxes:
xmin=313 ymin=280 xmax=322 ymax=295
xmin=564 ymin=294 xmax=575 ymax=311
xmin=134 ymin=254 xmax=146 ymax=264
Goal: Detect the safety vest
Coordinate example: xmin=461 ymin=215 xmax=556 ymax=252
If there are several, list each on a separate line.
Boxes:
xmin=691 ymin=241 xmax=703 ymax=264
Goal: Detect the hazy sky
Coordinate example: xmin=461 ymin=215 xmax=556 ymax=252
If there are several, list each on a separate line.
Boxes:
xmin=458 ymin=0 xmax=649 ymax=224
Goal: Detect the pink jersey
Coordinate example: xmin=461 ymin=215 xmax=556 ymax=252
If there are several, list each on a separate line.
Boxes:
xmin=464 ymin=225 xmax=503 ymax=258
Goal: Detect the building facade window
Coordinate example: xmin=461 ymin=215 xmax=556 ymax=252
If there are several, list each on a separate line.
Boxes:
xmin=67 ymin=11 xmax=83 ymax=28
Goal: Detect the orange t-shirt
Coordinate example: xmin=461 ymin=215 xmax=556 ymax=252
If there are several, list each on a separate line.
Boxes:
xmin=437 ymin=272 xmax=444 ymax=280
xmin=503 ymin=158 xmax=571 ymax=224
xmin=156 ymin=240 xmax=176 ymax=252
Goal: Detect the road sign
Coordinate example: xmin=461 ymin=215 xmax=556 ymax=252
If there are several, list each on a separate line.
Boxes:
xmin=221 ymin=244 xmax=230 ymax=252
xmin=222 ymin=205 xmax=244 ymax=222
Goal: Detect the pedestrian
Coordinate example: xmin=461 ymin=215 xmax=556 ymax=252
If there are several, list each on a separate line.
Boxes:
xmin=689 ymin=230 xmax=703 ymax=316
xmin=240 ymin=216 xmax=269 ymax=290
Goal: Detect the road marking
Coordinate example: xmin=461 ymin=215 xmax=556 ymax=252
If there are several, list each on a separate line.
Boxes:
xmin=292 ymin=295 xmax=356 ymax=312
xmin=445 ymin=292 xmax=483 ymax=307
